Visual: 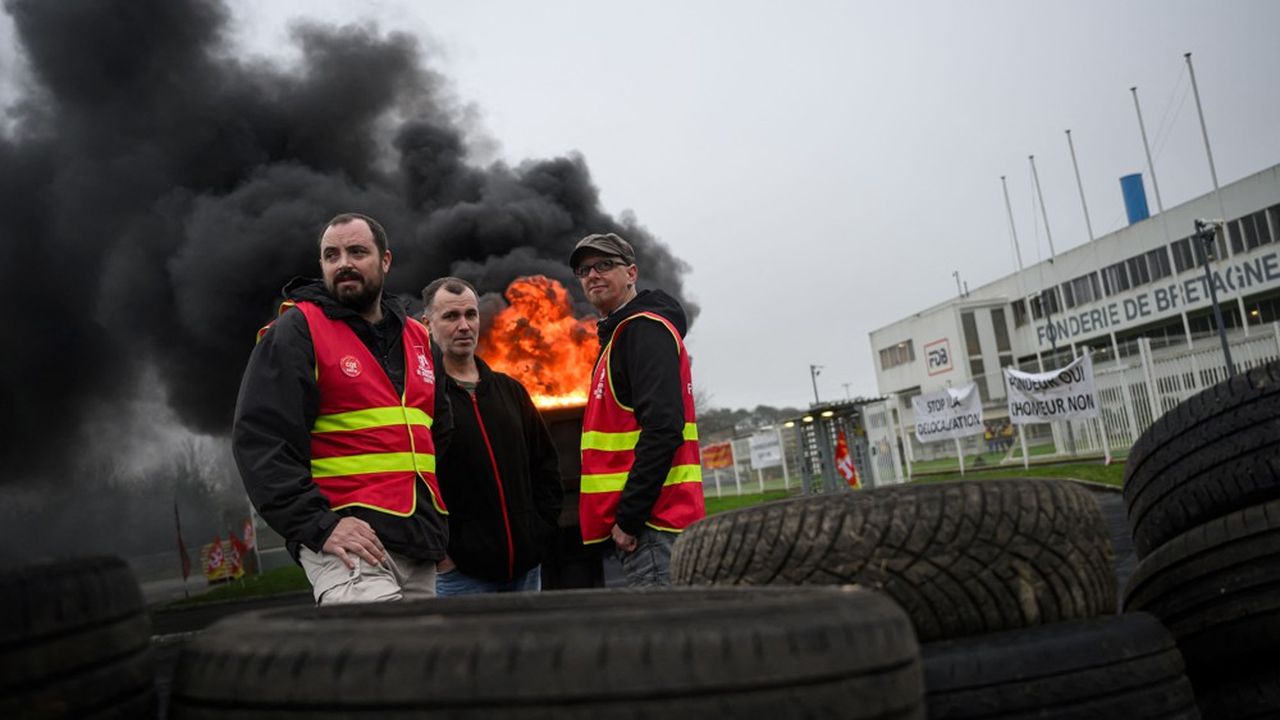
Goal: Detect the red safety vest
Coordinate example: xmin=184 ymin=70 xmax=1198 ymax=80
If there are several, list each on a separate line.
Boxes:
xmin=294 ymin=301 xmax=446 ymax=517
xmin=579 ymin=311 xmax=704 ymax=544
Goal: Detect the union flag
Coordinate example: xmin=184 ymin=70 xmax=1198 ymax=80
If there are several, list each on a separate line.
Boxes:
xmin=835 ymin=429 xmax=859 ymax=488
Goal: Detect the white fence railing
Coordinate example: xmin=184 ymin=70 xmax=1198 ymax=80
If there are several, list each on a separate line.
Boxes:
xmin=866 ymin=323 xmax=1280 ymax=478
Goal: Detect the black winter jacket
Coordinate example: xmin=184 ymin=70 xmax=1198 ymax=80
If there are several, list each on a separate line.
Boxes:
xmin=437 ymin=358 xmax=563 ymax=581
xmin=595 ymin=289 xmax=693 ymax=536
xmin=231 ymin=278 xmax=452 ymax=562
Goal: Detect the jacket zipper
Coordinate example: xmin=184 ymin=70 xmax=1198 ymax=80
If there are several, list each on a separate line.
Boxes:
xmin=470 ymin=393 xmax=516 ymax=580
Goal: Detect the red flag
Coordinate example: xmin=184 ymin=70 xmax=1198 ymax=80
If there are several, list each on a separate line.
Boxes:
xmin=228 ymin=532 xmax=247 ymax=573
xmin=835 ymin=430 xmax=859 ymax=488
xmin=242 ymin=517 xmax=256 ymax=550
xmin=204 ymin=534 xmax=225 ymax=578
xmin=702 ymin=442 xmax=734 ymax=470
xmin=174 ymin=502 xmax=192 ymax=581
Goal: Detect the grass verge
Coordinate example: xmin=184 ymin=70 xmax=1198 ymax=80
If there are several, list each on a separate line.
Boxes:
xmin=911 ymin=459 xmax=1125 ymax=487
xmin=165 ymin=565 xmax=309 ymax=607
xmin=704 ymin=489 xmax=794 ymax=515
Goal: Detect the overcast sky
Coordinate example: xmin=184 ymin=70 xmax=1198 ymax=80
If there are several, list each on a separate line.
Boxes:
xmin=17 ymin=1 xmax=1280 ymax=411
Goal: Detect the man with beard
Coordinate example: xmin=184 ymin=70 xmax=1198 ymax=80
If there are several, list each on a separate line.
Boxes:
xmin=420 ymin=277 xmax=563 ymax=595
xmin=570 ymin=233 xmax=705 ymax=586
xmin=233 ymin=213 xmax=451 ymax=604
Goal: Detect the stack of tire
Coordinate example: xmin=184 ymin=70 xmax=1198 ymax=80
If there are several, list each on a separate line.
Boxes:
xmin=171 ymin=586 xmax=926 ymax=718
xmin=671 ymin=477 xmax=1201 ymax=719
xmin=1122 ymin=359 xmax=1280 ymax=718
xmin=0 ymin=556 xmax=156 ymax=719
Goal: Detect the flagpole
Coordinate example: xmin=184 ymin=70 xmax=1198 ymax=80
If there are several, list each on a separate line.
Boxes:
xmin=1185 ymin=53 xmax=1231 ymax=256
xmin=173 ymin=497 xmax=191 ymax=599
xmin=1029 ymin=155 xmax=1056 ymax=260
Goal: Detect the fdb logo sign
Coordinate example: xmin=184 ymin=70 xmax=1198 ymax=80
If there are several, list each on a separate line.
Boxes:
xmin=924 ymin=338 xmax=953 ymax=376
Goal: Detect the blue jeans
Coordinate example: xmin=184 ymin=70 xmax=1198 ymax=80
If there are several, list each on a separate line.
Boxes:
xmin=435 ymin=564 xmax=542 ymax=596
xmin=614 ymin=527 xmax=676 ymax=587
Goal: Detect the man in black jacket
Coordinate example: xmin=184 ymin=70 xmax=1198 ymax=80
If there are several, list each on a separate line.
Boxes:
xmin=571 ymin=233 xmax=705 ymax=587
xmin=421 ymin=276 xmax=563 ymax=594
xmin=232 ymin=213 xmax=452 ymax=604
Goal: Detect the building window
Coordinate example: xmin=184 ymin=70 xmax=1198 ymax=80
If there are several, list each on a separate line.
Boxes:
xmin=1030 ymin=289 xmax=1063 ymax=320
xmin=878 ymin=340 xmax=915 ymax=370
xmin=1126 ymin=255 xmax=1151 ymax=287
xmin=1171 ymin=237 xmax=1195 ymax=273
xmin=1103 ymin=261 xmax=1130 ymax=295
xmin=991 ymin=308 xmax=1011 ymax=352
xmin=1011 ymin=299 xmax=1028 ymax=328
xmin=969 ymin=357 xmax=988 ymax=402
xmin=1230 ymin=210 xmax=1273 ymax=252
xmin=1063 ymin=273 xmax=1100 ymax=308
xmin=1040 ymin=287 xmax=1061 ymax=316
xmin=1188 ymin=305 xmax=1244 ymax=337
xmin=1146 ymin=247 xmax=1172 ymax=281
xmin=1245 ymin=290 xmax=1280 ymax=325
xmin=961 ymin=312 xmax=981 ymax=357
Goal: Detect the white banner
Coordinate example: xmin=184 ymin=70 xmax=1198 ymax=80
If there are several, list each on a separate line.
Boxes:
xmin=911 ymin=383 xmax=984 ymax=443
xmin=748 ymin=431 xmax=783 ymax=470
xmin=1004 ymin=354 xmax=1100 ymax=424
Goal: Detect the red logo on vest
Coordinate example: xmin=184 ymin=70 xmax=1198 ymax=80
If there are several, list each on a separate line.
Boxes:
xmin=340 ymin=355 xmax=362 ymax=377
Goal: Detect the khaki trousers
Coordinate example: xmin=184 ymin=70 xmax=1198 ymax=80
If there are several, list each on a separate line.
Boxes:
xmin=299 ymin=548 xmax=437 ymax=605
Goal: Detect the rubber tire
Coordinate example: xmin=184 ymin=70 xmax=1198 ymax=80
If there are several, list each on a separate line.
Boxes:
xmin=1192 ymin=666 xmax=1280 ymax=719
xmin=670 ymin=478 xmax=1117 ymax=642
xmin=0 ymin=556 xmax=156 ymax=719
xmin=1123 ymin=499 xmax=1280 ymax=675
xmin=171 ymin=586 xmax=925 ymax=719
xmin=1123 ymin=359 xmax=1280 ymax=558
xmin=923 ymin=612 xmax=1199 ymax=719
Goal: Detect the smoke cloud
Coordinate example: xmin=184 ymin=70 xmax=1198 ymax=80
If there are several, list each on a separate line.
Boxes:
xmin=0 ymin=0 xmax=696 ymax=484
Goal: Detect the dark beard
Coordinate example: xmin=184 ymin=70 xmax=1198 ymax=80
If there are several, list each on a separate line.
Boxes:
xmin=329 ymin=275 xmax=383 ymax=316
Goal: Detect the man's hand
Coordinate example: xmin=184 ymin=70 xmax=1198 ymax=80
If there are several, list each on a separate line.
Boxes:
xmin=611 ymin=524 xmax=638 ymax=554
xmin=437 ymin=555 xmax=456 ymax=573
xmin=322 ymin=517 xmax=387 ymax=570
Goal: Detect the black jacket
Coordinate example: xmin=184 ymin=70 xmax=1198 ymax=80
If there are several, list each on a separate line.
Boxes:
xmin=231 ymin=278 xmax=453 ymax=562
xmin=437 ymin=358 xmax=563 ymax=581
xmin=595 ymin=289 xmax=692 ymax=536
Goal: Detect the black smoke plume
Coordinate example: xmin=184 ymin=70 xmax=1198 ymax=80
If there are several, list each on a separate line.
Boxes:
xmin=0 ymin=0 xmax=696 ymax=484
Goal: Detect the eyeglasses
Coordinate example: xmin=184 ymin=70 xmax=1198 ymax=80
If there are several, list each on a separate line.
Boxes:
xmin=573 ymin=258 xmax=629 ymax=278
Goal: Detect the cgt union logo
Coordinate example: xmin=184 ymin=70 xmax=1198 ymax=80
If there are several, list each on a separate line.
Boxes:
xmin=413 ymin=346 xmax=435 ymax=385
xmin=340 ymin=355 xmax=362 ymax=378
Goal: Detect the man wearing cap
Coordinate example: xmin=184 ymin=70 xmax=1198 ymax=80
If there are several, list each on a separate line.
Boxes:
xmin=570 ymin=232 xmax=705 ymax=587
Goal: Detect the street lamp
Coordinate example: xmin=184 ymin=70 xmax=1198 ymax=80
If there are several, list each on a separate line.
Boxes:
xmin=1193 ymin=219 xmax=1236 ymax=377
xmin=809 ymin=364 xmax=823 ymax=405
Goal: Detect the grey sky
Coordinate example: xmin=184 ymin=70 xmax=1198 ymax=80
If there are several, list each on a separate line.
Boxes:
xmin=17 ymin=1 xmax=1280 ymax=411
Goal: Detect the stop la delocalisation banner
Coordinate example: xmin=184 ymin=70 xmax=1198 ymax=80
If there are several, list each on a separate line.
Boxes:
xmin=911 ymin=383 xmax=984 ymax=443
xmin=1004 ymin=353 xmax=1100 ymax=425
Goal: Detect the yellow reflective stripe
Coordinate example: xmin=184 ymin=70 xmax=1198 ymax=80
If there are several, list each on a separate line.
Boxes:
xmin=311 ymin=452 xmax=436 ymax=478
xmin=579 ymin=464 xmax=702 ymax=494
xmin=581 ymin=423 xmax=699 ymax=451
xmin=313 ymin=406 xmax=433 ymax=433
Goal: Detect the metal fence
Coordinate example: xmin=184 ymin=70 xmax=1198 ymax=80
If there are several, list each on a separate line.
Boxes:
xmin=864 ymin=322 xmax=1280 ymax=476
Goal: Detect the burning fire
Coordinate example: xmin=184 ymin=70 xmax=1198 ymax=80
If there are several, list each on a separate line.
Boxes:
xmin=477 ymin=275 xmax=598 ymax=408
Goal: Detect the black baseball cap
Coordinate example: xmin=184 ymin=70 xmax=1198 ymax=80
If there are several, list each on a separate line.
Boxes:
xmin=569 ymin=232 xmax=636 ymax=269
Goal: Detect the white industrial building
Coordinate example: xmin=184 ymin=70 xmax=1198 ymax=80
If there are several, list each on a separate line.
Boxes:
xmin=869 ymin=162 xmax=1280 ymax=411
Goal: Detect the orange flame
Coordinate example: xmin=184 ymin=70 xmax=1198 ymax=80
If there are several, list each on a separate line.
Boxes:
xmin=477 ymin=275 xmax=598 ymax=408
